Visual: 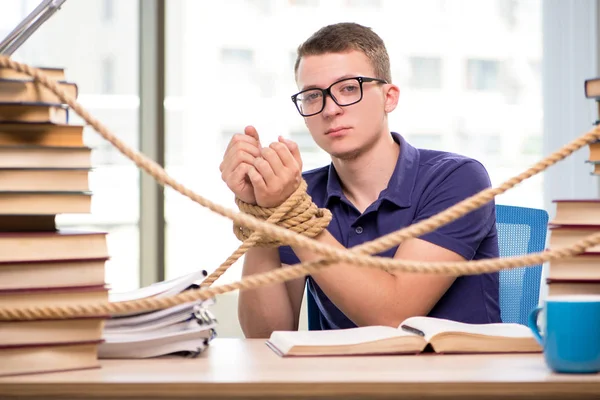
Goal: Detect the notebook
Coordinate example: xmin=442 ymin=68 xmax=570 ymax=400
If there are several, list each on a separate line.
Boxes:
xmin=266 ymin=316 xmax=541 ymax=356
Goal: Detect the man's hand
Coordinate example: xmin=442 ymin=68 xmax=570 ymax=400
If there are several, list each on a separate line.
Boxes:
xmin=247 ymin=136 xmax=303 ymax=208
xmin=219 ymin=126 xmax=262 ymax=204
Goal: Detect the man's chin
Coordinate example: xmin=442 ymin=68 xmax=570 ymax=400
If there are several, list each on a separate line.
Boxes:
xmin=329 ymin=147 xmax=363 ymax=161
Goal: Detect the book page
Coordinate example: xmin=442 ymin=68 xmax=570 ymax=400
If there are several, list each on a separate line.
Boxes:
xmin=400 ymin=316 xmax=534 ymax=342
xmin=268 ymin=325 xmax=411 ymax=355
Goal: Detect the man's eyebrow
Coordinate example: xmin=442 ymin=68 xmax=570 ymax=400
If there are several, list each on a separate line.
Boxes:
xmin=300 ymin=74 xmax=358 ymax=91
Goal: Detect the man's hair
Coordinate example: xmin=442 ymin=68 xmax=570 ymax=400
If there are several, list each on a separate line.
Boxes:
xmin=294 ymin=22 xmax=392 ymax=83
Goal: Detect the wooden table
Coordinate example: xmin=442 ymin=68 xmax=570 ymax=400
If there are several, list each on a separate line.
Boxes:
xmin=0 ymin=338 xmax=599 ymax=399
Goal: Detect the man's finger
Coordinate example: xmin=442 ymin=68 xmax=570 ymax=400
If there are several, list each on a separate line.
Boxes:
xmin=261 ymin=147 xmax=286 ymax=177
xmin=247 ymin=165 xmax=267 ymax=192
xmin=225 ymin=133 xmax=260 ymax=153
xmin=270 ymin=141 xmax=297 ymax=169
xmin=232 ymin=141 xmax=261 ymax=158
xmin=253 ymin=157 xmax=277 ymax=187
xmin=279 ymin=136 xmax=302 ymax=169
xmin=229 ymin=162 xmax=252 ymax=186
xmin=244 ymin=125 xmax=262 ymax=148
xmin=221 ymin=150 xmax=257 ymax=177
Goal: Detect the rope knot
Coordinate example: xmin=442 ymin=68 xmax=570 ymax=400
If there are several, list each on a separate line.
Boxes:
xmin=233 ymin=180 xmax=332 ymax=247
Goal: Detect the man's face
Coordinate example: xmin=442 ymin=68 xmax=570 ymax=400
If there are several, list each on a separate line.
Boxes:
xmin=295 ymin=50 xmax=395 ymax=160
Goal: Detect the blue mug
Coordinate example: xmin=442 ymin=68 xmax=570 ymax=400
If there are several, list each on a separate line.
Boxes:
xmin=528 ymin=294 xmax=600 ymax=373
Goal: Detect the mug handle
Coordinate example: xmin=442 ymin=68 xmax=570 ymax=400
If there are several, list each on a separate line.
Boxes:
xmin=528 ymin=306 xmax=544 ymax=346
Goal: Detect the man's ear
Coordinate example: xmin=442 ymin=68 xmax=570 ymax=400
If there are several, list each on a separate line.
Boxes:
xmin=383 ymin=83 xmax=400 ymax=113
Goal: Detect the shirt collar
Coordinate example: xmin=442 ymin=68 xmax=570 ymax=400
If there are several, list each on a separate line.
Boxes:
xmin=324 ymin=132 xmax=419 ymax=209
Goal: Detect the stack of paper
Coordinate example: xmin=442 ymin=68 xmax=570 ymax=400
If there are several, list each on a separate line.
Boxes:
xmin=99 ymin=269 xmax=218 ymax=358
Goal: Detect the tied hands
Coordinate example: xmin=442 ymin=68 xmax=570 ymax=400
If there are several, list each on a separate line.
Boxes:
xmin=219 ymin=126 xmax=303 ymax=208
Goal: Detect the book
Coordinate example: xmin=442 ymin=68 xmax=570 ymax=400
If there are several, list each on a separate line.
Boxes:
xmin=98 ymin=328 xmax=215 ymax=359
xmin=0 ymin=284 xmax=108 ymax=310
xmin=546 ymin=279 xmax=600 ymax=295
xmin=0 ymin=145 xmax=92 ymax=168
xmin=108 ymin=269 xmax=209 ymax=304
xmin=266 ymin=316 xmax=541 ymax=357
xmin=0 ymin=66 xmax=65 ymax=81
xmin=0 ymin=168 xmax=90 ymax=191
xmin=99 ymin=271 xmax=218 ymax=358
xmin=104 ymin=300 xmax=214 ymax=329
xmin=0 ymin=122 xmax=84 ymax=147
xmin=0 ymin=78 xmax=78 ymax=104
xmin=548 ymin=225 xmax=600 ymax=253
xmin=0 ymin=214 xmax=56 ymax=232
xmin=0 ymin=191 xmax=92 ymax=215
xmin=585 ymin=76 xmax=600 ymax=99
xmin=548 ymin=254 xmax=600 ymax=281
xmin=0 ymin=317 xmax=105 ymax=347
xmin=0 ymin=102 xmax=68 ymax=124
xmin=0 ymin=257 xmax=108 ymax=290
xmin=0 ymin=341 xmax=102 ymax=377
xmin=550 ymin=199 xmax=600 ymax=225
xmin=0 ymin=230 xmax=108 ymax=262
xmin=587 ymin=141 xmax=600 ymax=162
xmin=587 ymin=161 xmax=600 ymax=175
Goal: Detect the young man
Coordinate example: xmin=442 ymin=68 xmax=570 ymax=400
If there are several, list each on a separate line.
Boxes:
xmin=219 ymin=22 xmax=501 ymax=338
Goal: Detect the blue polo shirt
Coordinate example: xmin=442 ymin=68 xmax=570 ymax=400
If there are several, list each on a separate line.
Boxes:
xmin=278 ymin=132 xmax=501 ymax=329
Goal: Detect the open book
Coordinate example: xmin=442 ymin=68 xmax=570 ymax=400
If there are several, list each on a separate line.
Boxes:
xmin=266 ymin=316 xmax=542 ymax=356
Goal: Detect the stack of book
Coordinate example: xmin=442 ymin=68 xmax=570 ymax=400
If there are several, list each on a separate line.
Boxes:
xmin=546 ymin=199 xmax=600 ymax=295
xmin=0 ymin=66 xmax=110 ymax=377
xmin=584 ymin=77 xmax=600 ymax=174
xmin=99 ymin=269 xmax=218 ymax=359
xmin=546 ymin=78 xmax=600 ymax=295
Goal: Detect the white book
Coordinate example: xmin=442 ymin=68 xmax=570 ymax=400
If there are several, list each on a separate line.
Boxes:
xmin=98 ymin=327 xmax=216 ymax=359
xmin=266 ymin=316 xmax=541 ymax=357
xmin=104 ymin=300 xmax=215 ymax=330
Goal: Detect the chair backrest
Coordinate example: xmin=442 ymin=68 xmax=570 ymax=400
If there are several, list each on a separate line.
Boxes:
xmin=496 ymin=204 xmax=548 ymax=325
xmin=306 ymin=204 xmax=549 ymax=330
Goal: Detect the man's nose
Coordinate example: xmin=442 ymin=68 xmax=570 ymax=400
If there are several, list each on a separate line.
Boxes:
xmin=321 ymin=93 xmax=342 ymax=117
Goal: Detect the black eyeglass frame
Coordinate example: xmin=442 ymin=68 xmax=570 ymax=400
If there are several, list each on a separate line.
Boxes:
xmin=290 ymin=76 xmax=388 ymax=117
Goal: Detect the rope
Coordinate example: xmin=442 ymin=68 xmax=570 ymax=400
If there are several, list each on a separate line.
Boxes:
xmin=200 ymin=180 xmax=331 ymax=287
xmin=0 ymin=55 xmax=599 ymax=321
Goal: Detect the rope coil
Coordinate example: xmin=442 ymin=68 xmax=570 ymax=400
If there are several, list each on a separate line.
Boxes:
xmin=0 ymin=55 xmax=599 ymax=321
xmin=233 ymin=180 xmax=332 ymax=247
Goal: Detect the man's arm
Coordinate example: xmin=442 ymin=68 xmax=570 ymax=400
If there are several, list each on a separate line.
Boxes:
xmin=238 ymin=247 xmax=306 ymax=338
xmin=291 ymin=161 xmax=495 ymax=328
xmin=291 ymin=234 xmax=460 ymax=328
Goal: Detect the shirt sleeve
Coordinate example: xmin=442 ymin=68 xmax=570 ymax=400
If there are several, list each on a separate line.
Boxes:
xmin=413 ymin=160 xmax=496 ymax=260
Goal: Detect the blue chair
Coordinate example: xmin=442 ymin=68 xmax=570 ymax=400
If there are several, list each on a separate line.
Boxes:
xmin=306 ymin=204 xmax=549 ymax=330
xmin=496 ymin=204 xmax=548 ymax=325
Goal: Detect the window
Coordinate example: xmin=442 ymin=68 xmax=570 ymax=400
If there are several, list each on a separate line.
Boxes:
xmin=409 ymin=57 xmax=442 ymax=89
xmin=466 ymin=59 xmax=500 ymax=91
xmin=290 ymin=130 xmax=318 ymax=153
xmin=9 ymin=0 xmax=141 ymax=292
xmin=289 ymin=50 xmax=298 ymax=69
xmin=220 ymin=48 xmax=256 ymax=87
xmin=522 ymin=135 xmax=542 ymax=155
xmin=101 ymin=56 xmax=115 ymax=94
xmin=221 ymin=48 xmax=254 ymax=65
xmin=165 ymin=0 xmax=544 ymax=336
xmin=483 ymin=134 xmax=502 ymax=156
xmin=289 ymin=0 xmax=319 ymax=6
xmin=497 ymin=0 xmax=518 ymax=28
xmin=248 ymin=0 xmax=273 ymax=13
xmin=103 ymin=0 xmax=114 ymax=22
xmin=345 ymin=0 xmax=382 ymax=7
xmin=220 ymin=130 xmax=238 ymax=154
xmin=406 ymin=134 xmax=443 ymax=150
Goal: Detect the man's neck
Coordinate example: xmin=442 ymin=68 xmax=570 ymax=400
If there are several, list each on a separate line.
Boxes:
xmin=332 ymin=132 xmax=400 ymax=214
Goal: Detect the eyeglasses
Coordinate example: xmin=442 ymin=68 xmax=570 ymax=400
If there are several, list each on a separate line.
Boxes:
xmin=291 ymin=76 xmax=388 ymax=117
